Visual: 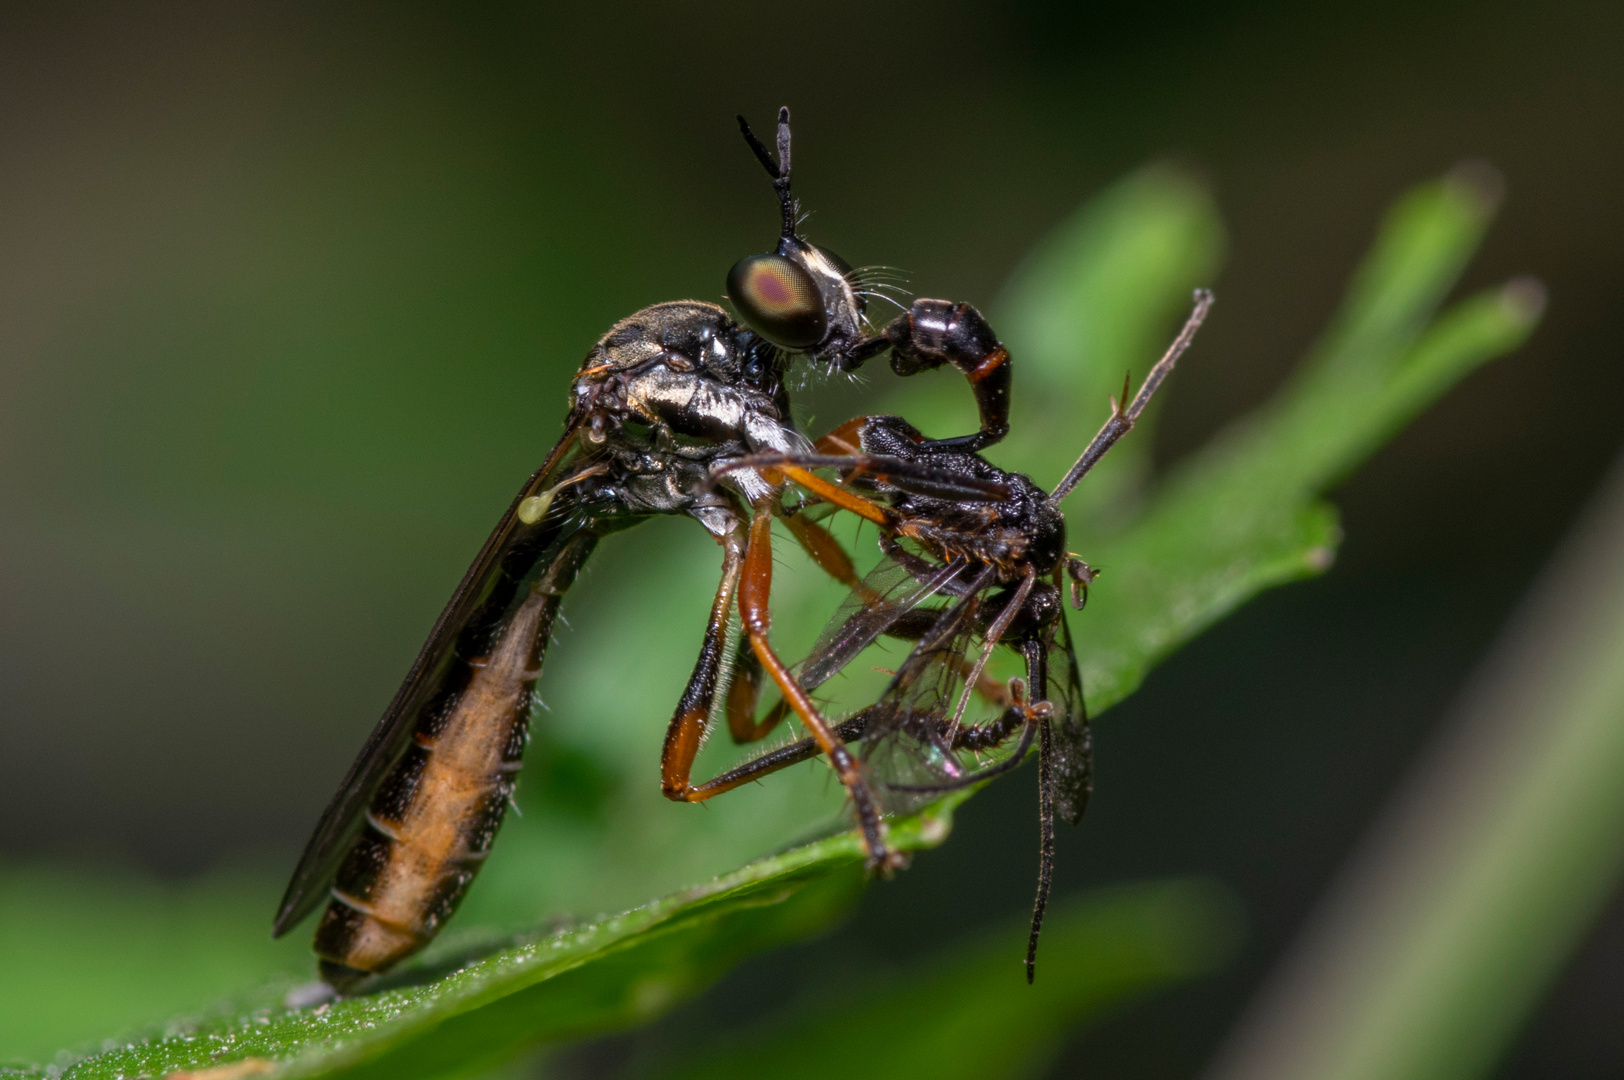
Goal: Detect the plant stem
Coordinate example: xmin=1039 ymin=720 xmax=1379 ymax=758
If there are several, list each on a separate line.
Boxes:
xmin=1205 ymin=450 xmax=1624 ymax=1080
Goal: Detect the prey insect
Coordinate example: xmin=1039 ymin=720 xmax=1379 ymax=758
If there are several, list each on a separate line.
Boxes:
xmin=272 ymin=106 xmax=1029 ymax=990
xmin=713 ymin=289 xmax=1214 ymax=980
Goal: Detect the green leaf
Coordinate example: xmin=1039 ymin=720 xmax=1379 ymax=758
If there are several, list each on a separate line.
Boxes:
xmin=638 ymin=879 xmax=1243 ymax=1080
xmin=1201 ymin=384 xmax=1624 ymax=1080
xmin=1072 ymin=169 xmax=1540 ymax=711
xmin=4 ymin=164 xmax=1541 ymax=1080
xmin=0 ymin=808 xmax=945 ymax=1080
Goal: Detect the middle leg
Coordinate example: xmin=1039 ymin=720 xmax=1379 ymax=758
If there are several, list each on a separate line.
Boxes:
xmin=737 ymin=504 xmax=904 ymax=871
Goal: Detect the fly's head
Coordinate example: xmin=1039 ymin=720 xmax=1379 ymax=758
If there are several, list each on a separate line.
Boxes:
xmin=725 ymin=107 xmax=870 ymax=374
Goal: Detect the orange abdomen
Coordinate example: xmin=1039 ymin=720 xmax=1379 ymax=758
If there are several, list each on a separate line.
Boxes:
xmin=312 ymin=584 xmax=556 ymax=986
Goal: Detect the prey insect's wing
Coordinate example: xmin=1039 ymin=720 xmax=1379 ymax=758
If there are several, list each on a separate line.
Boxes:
xmin=273 ymin=422 xmax=597 ymax=936
xmin=858 ymin=565 xmax=1001 ymax=802
xmin=795 ymin=553 xmax=964 ymax=691
xmin=1044 ymin=610 xmax=1092 ymax=826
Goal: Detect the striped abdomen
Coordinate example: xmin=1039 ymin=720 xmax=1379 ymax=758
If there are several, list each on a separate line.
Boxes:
xmin=311 ymin=573 xmax=565 ymax=987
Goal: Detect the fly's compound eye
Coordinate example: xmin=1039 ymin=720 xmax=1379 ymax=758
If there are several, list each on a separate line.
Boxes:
xmin=726 ymin=253 xmax=827 ymax=349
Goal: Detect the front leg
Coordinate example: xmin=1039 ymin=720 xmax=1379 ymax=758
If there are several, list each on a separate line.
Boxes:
xmin=841 ymin=299 xmax=1011 ymax=452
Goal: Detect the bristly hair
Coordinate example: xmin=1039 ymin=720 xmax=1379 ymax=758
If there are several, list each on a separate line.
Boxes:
xmin=849 ymin=264 xmax=913 ymax=318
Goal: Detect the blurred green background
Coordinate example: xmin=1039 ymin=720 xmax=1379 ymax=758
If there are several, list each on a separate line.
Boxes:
xmin=0 ymin=0 xmax=1621 ymax=1076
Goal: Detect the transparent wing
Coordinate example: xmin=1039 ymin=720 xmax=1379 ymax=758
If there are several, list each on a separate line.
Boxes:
xmin=1044 ymin=611 xmax=1092 ymax=827
xmin=795 ymin=554 xmax=965 ymax=691
xmin=856 ymin=565 xmax=1001 ymax=807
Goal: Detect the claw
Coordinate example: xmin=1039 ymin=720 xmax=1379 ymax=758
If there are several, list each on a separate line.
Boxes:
xmin=1066 ymin=557 xmax=1099 ymax=609
xmin=866 ymin=848 xmax=911 ymax=877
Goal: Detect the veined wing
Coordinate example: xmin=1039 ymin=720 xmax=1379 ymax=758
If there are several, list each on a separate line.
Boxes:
xmin=1044 ymin=610 xmax=1092 ymax=827
xmin=855 ymin=564 xmax=1003 ymax=803
xmin=273 ymin=423 xmax=604 ymax=936
xmin=795 ymin=552 xmax=966 ymax=691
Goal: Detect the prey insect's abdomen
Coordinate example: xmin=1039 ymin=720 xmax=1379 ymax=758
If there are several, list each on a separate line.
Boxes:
xmin=311 ymin=538 xmax=587 ymax=988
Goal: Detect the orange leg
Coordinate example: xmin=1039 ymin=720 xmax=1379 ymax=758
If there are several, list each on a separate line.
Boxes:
xmin=782 ymin=512 xmax=861 ymax=587
xmin=722 ymin=647 xmax=792 ymax=743
xmin=738 ymin=505 xmax=903 ymax=871
xmin=778 ymin=465 xmax=895 ymax=528
xmin=658 ymin=510 xmax=878 ymax=813
xmin=664 ymin=508 xmax=870 ymax=775
xmin=660 ymin=523 xmax=746 ymax=801
xmin=712 ymin=511 xmax=858 ymax=745
xmin=814 ymin=417 xmax=869 ymax=455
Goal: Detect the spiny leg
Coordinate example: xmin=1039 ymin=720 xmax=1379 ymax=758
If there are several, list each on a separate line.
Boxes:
xmin=660 ymin=522 xmax=747 ymax=801
xmin=715 ymin=508 xmax=935 ymax=748
xmin=717 ymin=509 xmax=862 ymax=744
xmin=712 ymin=654 xmax=1018 ymax=797
xmin=944 ymin=568 xmax=1036 ymax=746
xmin=783 ymin=511 xmax=862 ymax=588
xmin=687 ymin=711 xmax=874 ymax=798
xmin=663 ymin=503 xmax=874 ymax=790
xmin=774 ymin=464 xmax=896 ymax=528
xmin=722 ymin=646 xmax=793 ymax=744
xmin=738 ymin=504 xmax=903 ymax=871
xmin=885 ymin=675 xmax=1051 ymax=795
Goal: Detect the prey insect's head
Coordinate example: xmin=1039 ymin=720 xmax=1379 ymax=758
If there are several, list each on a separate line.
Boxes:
xmin=726 ymin=107 xmax=867 ymax=366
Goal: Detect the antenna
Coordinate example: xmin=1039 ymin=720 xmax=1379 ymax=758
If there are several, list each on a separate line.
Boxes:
xmin=1052 ymin=289 xmax=1215 ymax=501
xmin=737 ymin=106 xmax=796 ymax=240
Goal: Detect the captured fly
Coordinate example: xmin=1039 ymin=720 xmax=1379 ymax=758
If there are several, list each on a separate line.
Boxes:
xmin=272 ymin=108 xmax=1021 ymax=990
xmin=712 ymin=290 xmax=1214 ymax=980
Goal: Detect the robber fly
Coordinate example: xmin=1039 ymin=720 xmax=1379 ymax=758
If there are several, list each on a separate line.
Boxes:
xmin=713 ymin=290 xmax=1214 ymax=980
xmin=272 ymin=107 xmax=1028 ymax=990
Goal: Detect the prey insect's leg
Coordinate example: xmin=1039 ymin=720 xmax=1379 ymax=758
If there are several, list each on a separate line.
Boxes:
xmin=738 ymin=504 xmax=903 ymax=871
xmin=884 ymin=678 xmax=1049 ymax=795
xmin=944 ymin=568 xmax=1037 ymax=746
xmin=660 ymin=521 xmax=747 ymax=801
xmin=937 ymin=656 xmax=1015 ymax=710
xmin=1052 ymin=290 xmax=1213 ymax=501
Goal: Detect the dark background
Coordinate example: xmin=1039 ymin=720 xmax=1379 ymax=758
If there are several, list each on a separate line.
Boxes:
xmin=0 ymin=1 xmax=1620 ymax=1075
